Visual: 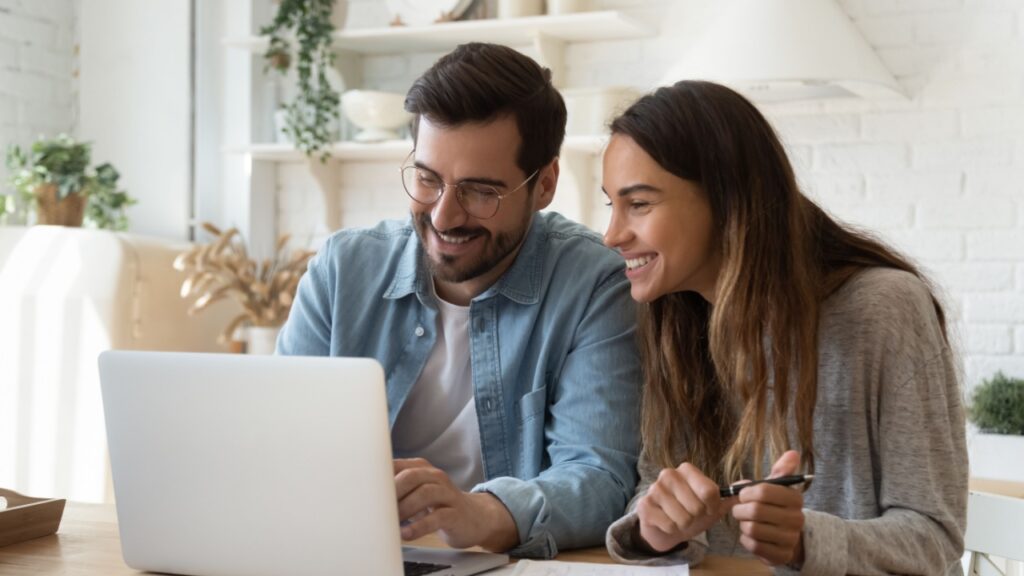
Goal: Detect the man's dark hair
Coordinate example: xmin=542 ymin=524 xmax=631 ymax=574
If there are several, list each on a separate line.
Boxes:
xmin=405 ymin=42 xmax=567 ymax=180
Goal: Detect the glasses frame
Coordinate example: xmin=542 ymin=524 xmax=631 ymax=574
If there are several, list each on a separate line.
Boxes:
xmin=400 ymin=153 xmax=539 ymax=220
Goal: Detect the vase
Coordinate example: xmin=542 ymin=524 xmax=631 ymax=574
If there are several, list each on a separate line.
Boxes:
xmin=35 ymin=184 xmax=85 ymax=227
xmin=247 ymin=325 xmax=281 ymax=355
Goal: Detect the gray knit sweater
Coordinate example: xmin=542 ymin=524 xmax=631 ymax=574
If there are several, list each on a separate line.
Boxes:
xmin=606 ymin=268 xmax=968 ymax=575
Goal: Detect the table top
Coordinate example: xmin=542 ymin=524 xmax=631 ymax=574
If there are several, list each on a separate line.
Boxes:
xmin=7 ymin=477 xmax=1019 ymax=575
xmin=0 ymin=502 xmax=768 ymax=575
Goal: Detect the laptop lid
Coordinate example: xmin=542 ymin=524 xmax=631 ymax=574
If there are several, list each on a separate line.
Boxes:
xmin=99 ymin=351 xmax=404 ymax=576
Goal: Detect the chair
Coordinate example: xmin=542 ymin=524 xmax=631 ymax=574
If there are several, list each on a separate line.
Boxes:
xmin=0 ymin=226 xmax=239 ymax=503
xmin=962 ymin=490 xmax=1024 ymax=576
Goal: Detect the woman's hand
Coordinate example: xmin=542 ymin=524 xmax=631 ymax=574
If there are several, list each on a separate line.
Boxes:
xmin=730 ymin=450 xmax=806 ymax=566
xmin=635 ymin=462 xmax=726 ymax=553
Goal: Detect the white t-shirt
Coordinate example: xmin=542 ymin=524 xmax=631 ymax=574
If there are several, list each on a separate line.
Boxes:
xmin=390 ymin=294 xmax=484 ymax=491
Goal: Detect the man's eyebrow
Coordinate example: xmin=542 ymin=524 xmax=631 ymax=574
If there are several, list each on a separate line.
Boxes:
xmin=411 ymin=160 xmax=508 ymax=188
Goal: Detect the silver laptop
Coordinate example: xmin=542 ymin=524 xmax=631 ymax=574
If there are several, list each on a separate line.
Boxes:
xmin=98 ymin=350 xmax=509 ymax=576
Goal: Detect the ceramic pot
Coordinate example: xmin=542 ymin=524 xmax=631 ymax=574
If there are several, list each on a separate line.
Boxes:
xmin=247 ymin=325 xmax=281 ymax=355
xmin=35 ymin=184 xmax=85 ymax=227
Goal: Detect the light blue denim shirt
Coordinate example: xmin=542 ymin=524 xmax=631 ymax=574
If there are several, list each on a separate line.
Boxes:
xmin=277 ymin=211 xmax=641 ymax=558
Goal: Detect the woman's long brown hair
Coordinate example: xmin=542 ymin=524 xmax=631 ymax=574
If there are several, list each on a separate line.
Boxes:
xmin=611 ymin=81 xmax=947 ymax=483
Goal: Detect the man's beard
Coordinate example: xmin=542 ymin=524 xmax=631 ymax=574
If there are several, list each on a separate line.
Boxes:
xmin=413 ymin=211 xmax=532 ymax=284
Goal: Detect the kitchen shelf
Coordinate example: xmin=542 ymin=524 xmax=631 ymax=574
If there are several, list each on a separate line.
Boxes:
xmin=224 ymin=11 xmax=652 ymax=54
xmin=229 ymin=134 xmax=608 ymax=162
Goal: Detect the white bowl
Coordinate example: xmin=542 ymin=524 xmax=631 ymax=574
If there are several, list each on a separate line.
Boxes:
xmin=341 ymin=90 xmax=413 ymax=143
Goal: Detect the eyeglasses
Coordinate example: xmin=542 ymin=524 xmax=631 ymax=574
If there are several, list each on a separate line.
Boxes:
xmin=400 ymin=157 xmax=539 ymax=220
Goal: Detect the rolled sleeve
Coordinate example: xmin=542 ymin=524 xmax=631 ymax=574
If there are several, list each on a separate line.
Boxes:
xmin=476 ymin=271 xmax=642 ymax=558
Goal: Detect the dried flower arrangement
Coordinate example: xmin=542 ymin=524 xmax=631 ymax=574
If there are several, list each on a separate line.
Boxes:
xmin=173 ymin=222 xmax=316 ymax=343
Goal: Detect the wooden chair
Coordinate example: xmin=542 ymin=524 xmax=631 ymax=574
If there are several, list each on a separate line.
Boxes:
xmin=962 ymin=490 xmax=1024 ymax=576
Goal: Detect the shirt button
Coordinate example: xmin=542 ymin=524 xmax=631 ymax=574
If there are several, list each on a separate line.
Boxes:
xmin=414 ymin=326 xmax=425 ymax=337
xmin=484 ymin=399 xmax=494 ymax=411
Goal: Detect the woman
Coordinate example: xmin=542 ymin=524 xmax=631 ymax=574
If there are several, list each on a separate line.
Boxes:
xmin=602 ymin=81 xmax=967 ymax=574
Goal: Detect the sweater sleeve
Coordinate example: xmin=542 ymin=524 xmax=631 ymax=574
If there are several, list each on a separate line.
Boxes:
xmin=797 ymin=350 xmax=967 ymax=574
xmin=605 ymin=448 xmax=709 ymax=566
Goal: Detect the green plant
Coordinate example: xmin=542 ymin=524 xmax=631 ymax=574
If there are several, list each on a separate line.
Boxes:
xmin=5 ymin=134 xmax=136 ymax=230
xmin=969 ymin=372 xmax=1024 ymax=435
xmin=261 ymin=0 xmax=339 ymax=159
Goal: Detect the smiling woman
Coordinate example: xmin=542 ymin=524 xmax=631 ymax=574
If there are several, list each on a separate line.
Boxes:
xmin=602 ymin=135 xmax=719 ymax=304
xmin=602 ymin=81 xmax=967 ymax=574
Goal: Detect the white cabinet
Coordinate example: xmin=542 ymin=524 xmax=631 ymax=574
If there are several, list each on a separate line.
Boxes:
xmin=221 ymin=9 xmax=654 ymax=252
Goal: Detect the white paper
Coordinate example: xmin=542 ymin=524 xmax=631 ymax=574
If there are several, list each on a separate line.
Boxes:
xmin=509 ymin=560 xmax=689 ymax=575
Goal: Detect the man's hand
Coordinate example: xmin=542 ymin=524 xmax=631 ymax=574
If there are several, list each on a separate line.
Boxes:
xmin=394 ymin=458 xmax=518 ymax=552
xmin=635 ymin=462 xmax=727 ymax=553
xmin=730 ymin=450 xmax=805 ymax=567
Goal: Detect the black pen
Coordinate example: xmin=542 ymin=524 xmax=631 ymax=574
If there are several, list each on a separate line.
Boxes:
xmin=719 ymin=474 xmax=814 ymax=498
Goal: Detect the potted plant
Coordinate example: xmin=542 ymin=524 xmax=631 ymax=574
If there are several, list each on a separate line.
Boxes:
xmin=5 ymin=134 xmax=136 ymax=230
xmin=967 ymin=372 xmax=1024 ymax=481
xmin=261 ymin=0 xmax=340 ymax=158
xmin=173 ymin=222 xmax=316 ymax=353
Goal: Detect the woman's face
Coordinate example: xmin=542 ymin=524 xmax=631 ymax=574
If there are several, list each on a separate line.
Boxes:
xmin=602 ymin=134 xmax=721 ymax=304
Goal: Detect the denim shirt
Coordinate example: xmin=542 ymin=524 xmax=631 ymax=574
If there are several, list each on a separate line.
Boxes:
xmin=277 ymin=211 xmax=641 ymax=558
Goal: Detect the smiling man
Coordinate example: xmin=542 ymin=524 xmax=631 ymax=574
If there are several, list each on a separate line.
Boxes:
xmin=277 ymin=43 xmax=641 ymax=558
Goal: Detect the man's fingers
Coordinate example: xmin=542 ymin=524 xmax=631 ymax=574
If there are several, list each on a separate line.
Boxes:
xmin=400 ymin=507 xmax=457 ymax=541
xmin=394 ymin=465 xmax=448 ymax=500
xmin=397 ymin=482 xmax=454 ymax=522
xmin=394 ymin=457 xmax=432 ymax=473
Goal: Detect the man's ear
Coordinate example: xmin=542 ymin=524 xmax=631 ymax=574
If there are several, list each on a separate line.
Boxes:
xmin=532 ymin=157 xmax=559 ymax=211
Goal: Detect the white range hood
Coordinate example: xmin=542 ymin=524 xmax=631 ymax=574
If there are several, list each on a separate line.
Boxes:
xmin=661 ymin=0 xmax=903 ymax=102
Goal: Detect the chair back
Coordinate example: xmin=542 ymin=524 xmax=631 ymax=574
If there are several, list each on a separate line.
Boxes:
xmin=963 ymin=490 xmax=1024 ymax=575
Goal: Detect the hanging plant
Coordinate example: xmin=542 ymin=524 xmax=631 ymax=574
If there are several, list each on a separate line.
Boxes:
xmin=261 ymin=0 xmax=339 ymax=159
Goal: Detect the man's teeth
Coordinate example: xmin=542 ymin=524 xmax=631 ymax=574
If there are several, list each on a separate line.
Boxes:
xmin=438 ymin=232 xmax=473 ymax=244
xmin=626 ymin=256 xmax=653 ymax=270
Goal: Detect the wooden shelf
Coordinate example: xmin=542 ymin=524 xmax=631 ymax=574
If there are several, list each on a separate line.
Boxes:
xmin=224 ymin=11 xmax=652 ymax=54
xmin=230 ymin=140 xmax=414 ymax=162
xmin=229 ymin=134 xmax=607 ymax=162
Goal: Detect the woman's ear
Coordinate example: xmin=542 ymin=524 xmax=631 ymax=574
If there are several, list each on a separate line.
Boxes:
xmin=532 ymin=158 xmax=559 ymax=211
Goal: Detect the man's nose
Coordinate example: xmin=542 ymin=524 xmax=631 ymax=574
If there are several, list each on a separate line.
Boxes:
xmin=430 ymin=184 xmax=469 ymax=231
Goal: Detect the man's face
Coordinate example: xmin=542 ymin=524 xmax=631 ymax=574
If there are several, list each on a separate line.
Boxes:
xmin=409 ymin=115 xmax=549 ymax=302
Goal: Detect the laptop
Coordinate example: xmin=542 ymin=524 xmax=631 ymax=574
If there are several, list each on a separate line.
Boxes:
xmin=98 ymin=350 xmax=510 ymax=576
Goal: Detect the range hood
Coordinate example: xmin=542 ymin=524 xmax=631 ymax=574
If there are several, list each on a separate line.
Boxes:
xmin=660 ymin=0 xmax=903 ymax=101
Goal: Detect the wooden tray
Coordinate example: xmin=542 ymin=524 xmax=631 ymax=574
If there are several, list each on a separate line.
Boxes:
xmin=0 ymin=488 xmax=66 ymax=548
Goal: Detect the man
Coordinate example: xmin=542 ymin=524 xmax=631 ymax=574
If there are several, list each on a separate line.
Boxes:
xmin=277 ymin=43 xmax=640 ymax=559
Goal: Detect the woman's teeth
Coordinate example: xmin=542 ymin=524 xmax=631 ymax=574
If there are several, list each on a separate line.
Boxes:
xmin=626 ymin=255 xmax=653 ymax=271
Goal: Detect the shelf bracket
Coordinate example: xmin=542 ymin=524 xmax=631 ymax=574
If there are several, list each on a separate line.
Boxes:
xmin=549 ymin=147 xmax=597 ymax=227
xmin=307 ymin=159 xmax=342 ymax=232
xmin=531 ymin=32 xmax=566 ymax=89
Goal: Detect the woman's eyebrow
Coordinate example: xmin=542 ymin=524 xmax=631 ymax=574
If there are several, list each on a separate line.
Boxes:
xmin=602 ymin=183 xmax=663 ymax=197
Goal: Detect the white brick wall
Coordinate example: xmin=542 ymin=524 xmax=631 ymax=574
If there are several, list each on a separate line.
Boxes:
xmin=0 ymin=0 xmax=75 ymax=187
xmin=274 ymin=0 xmax=1024 ymax=390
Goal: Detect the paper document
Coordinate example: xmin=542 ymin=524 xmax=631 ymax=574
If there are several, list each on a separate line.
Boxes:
xmin=510 ymin=560 xmax=689 ymax=575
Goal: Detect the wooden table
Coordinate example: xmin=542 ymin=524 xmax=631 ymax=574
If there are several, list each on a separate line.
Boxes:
xmin=0 ymin=502 xmax=768 ymax=575
xmin=969 ymin=477 xmax=1024 ymax=499
xmin=7 ymin=479 xmax=1021 ymax=575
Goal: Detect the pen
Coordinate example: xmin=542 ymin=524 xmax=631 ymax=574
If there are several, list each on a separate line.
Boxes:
xmin=719 ymin=474 xmax=814 ymax=498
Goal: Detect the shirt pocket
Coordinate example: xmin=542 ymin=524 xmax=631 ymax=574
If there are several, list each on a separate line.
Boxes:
xmin=519 ymin=385 xmax=548 ymax=423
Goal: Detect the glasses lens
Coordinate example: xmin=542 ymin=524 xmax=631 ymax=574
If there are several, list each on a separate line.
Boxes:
xmin=402 ymin=166 xmax=441 ymax=204
xmin=458 ymin=183 xmax=501 ymax=219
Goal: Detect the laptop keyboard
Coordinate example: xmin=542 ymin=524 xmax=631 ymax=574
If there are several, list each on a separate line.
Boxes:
xmin=403 ymin=560 xmax=452 ymax=576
